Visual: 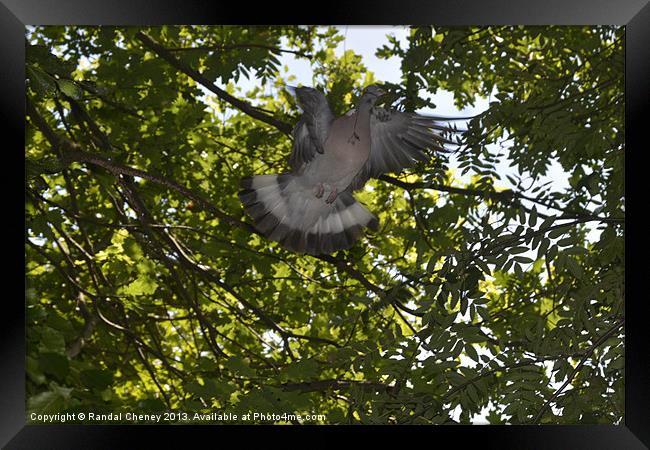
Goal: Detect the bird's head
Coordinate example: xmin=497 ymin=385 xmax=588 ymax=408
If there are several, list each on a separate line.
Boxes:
xmin=360 ymin=84 xmax=387 ymax=106
xmin=363 ymin=84 xmax=386 ymax=98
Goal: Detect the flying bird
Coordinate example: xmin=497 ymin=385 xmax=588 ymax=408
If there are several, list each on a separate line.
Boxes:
xmin=239 ymin=84 xmax=460 ymax=255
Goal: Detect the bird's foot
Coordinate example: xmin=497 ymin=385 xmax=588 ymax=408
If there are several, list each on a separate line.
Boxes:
xmin=347 ymin=132 xmax=360 ymax=145
xmin=325 ymin=187 xmax=338 ymax=204
xmin=313 ymin=183 xmax=324 ymax=198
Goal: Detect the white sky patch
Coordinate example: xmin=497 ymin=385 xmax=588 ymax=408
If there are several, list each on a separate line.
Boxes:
xmin=261 ymin=330 xmax=285 ymax=354
xmin=333 ymin=26 xmax=410 ymax=85
xmin=28 ymin=236 xmax=47 ymax=247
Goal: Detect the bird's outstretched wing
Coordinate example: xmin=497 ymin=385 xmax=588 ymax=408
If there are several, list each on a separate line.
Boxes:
xmin=288 ymin=88 xmax=335 ymax=170
xmin=348 ymin=107 xmax=461 ymax=190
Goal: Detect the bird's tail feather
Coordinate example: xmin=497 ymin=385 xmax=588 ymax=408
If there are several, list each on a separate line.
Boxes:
xmin=239 ymin=174 xmax=378 ymax=255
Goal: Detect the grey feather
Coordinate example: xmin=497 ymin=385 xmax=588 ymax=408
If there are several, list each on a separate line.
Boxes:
xmin=288 ymin=87 xmax=334 ymax=170
xmin=348 ymin=107 xmax=461 ymax=190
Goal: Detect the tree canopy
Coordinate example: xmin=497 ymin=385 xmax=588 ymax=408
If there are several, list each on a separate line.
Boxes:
xmin=25 ymin=25 xmax=624 ymax=424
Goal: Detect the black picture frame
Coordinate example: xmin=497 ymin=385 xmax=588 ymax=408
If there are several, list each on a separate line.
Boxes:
xmin=5 ymin=0 xmax=649 ymax=447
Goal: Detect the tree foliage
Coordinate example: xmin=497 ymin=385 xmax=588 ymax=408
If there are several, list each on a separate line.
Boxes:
xmin=25 ymin=25 xmax=624 ymax=424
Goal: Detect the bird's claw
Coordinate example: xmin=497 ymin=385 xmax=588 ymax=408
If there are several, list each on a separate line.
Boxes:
xmin=313 ymin=183 xmax=324 ymax=198
xmin=347 ymin=132 xmax=360 ymax=145
xmin=325 ymin=187 xmax=338 ymax=204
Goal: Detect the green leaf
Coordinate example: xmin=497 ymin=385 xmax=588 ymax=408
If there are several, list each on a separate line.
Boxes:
xmin=513 ymin=256 xmax=533 ymax=264
xmin=476 ymin=306 xmax=490 ymax=322
xmin=38 ymin=327 xmax=66 ymax=354
xmin=539 ymin=215 xmax=556 ymax=230
xmin=548 ymin=225 xmax=572 ymax=239
xmin=508 ymin=246 xmax=529 ymax=254
xmin=528 ymin=207 xmax=538 ymax=227
xmin=609 ymin=356 xmax=624 ymax=370
xmin=38 ymin=352 xmax=69 ymax=380
xmin=518 ymin=207 xmax=527 ymax=224
xmin=27 ymin=66 xmax=57 ymax=96
xmin=28 ymin=390 xmax=66 ymax=415
xmin=514 ymin=262 xmax=523 ymax=278
xmin=56 ymin=79 xmax=83 ymax=99
xmin=123 ymin=275 xmax=158 ymax=296
xmin=283 ymin=359 xmax=319 ymax=381
xmin=566 ymin=257 xmax=583 ymax=279
xmin=465 ymin=343 xmax=479 ymax=362
xmin=557 ymin=237 xmax=575 ymax=247
xmin=138 ymin=398 xmax=167 ymax=412
xmin=537 ymin=237 xmax=551 ymax=258
xmin=27 ymin=355 xmax=47 ymax=385
xmin=80 ymin=369 xmax=114 ymax=390
xmin=224 ymin=356 xmax=256 ymax=377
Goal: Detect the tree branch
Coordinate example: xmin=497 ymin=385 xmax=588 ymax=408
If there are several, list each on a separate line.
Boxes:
xmin=135 ymin=31 xmax=293 ymax=135
xmin=380 ymin=174 xmax=624 ymax=224
xmin=530 ymin=318 xmax=625 ymax=424
xmin=280 ymin=379 xmax=397 ymax=394
xmin=166 ymin=43 xmax=311 ymax=59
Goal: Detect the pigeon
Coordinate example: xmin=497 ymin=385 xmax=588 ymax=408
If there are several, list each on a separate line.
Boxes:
xmin=239 ymin=84 xmax=459 ymax=255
